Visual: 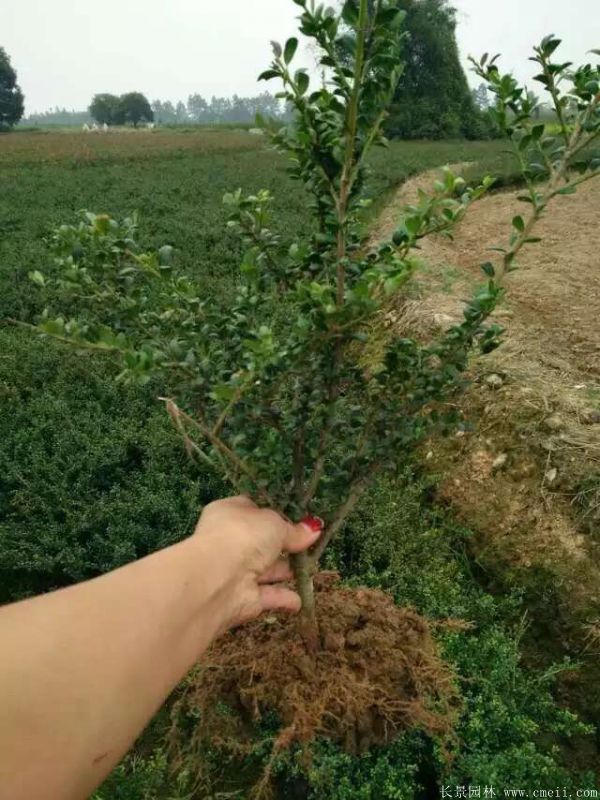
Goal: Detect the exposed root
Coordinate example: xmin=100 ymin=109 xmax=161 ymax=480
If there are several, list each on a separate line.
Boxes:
xmin=172 ymin=575 xmax=460 ymax=789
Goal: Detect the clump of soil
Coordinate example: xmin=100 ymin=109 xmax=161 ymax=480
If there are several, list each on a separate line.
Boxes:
xmin=174 ymin=574 xmax=459 ymax=763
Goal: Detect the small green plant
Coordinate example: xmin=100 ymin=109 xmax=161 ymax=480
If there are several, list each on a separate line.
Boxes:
xmin=26 ymin=2 xmax=600 ymax=652
xmin=91 ymin=747 xmax=194 ymax=800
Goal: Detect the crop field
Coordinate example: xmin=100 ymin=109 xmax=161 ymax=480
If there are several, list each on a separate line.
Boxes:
xmin=0 ymin=130 xmax=513 ymax=321
xmin=0 ymin=128 xmax=264 ymax=166
xmin=1 ymin=128 xmax=599 ymax=796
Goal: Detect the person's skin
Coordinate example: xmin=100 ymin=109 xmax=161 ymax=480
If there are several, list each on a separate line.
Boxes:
xmin=0 ymin=496 xmax=322 ymax=800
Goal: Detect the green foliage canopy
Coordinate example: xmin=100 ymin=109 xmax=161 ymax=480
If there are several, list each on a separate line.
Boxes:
xmin=118 ymin=92 xmax=154 ymax=127
xmin=89 ymin=92 xmax=153 ymax=127
xmin=0 ymin=47 xmax=24 ymax=130
xmin=385 ymin=0 xmax=493 ymax=139
xmin=89 ymin=93 xmax=122 ymax=126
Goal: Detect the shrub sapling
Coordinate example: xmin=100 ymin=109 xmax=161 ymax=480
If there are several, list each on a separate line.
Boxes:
xmin=26 ymin=3 xmax=600 ymax=658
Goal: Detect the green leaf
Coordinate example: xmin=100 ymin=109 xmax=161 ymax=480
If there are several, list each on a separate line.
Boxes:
xmin=557 ymin=185 xmax=577 ymax=195
xmin=376 ymin=7 xmax=401 ymax=25
xmin=512 ymin=215 xmax=525 ymax=232
xmin=341 ymin=0 xmax=359 ymax=25
xmin=392 ymin=228 xmax=408 ymax=246
xmin=284 ymin=37 xmax=298 ymax=65
xmin=481 ymin=262 xmax=495 ymax=278
xmin=212 ymin=384 xmax=236 ymax=402
xmin=158 ymin=245 xmax=174 ymax=266
xmin=271 ymin=41 xmax=282 ymax=59
xmin=531 ymin=124 xmax=545 ymax=140
xmin=533 ymin=72 xmax=550 ymax=87
xmin=518 ymin=134 xmax=532 ymax=152
xmin=295 ymin=71 xmax=309 ymax=96
xmin=541 ymin=35 xmax=561 ymax=57
xmin=258 ymin=69 xmax=280 ymax=82
xmin=29 ymin=270 xmax=46 ymax=286
xmin=39 ymin=317 xmax=66 ymax=336
xmin=404 ymin=216 xmax=421 ymax=237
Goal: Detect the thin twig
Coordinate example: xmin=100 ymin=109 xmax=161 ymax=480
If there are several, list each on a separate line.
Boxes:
xmin=160 ymin=397 xmax=276 ymax=508
xmin=211 ymin=375 xmax=254 ymax=438
xmin=8 ymin=318 xmax=129 ymax=355
xmin=309 ymin=474 xmax=373 ymax=567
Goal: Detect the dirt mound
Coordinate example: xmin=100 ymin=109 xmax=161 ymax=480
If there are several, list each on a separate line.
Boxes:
xmin=173 ymin=575 xmax=459 ymax=769
xmin=372 ymin=166 xmax=600 ymax=658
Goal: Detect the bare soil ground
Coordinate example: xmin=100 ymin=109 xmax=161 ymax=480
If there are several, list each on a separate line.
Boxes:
xmin=373 ymin=167 xmax=600 ymax=652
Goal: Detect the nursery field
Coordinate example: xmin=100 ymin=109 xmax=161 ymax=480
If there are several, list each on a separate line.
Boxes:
xmin=0 ymin=130 xmax=515 ymax=322
xmin=1 ymin=129 xmax=599 ymax=796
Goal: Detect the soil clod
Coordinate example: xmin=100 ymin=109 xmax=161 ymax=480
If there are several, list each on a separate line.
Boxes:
xmin=174 ymin=575 xmax=459 ymax=763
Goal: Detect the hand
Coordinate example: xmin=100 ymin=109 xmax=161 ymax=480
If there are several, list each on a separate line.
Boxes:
xmin=0 ymin=495 xmax=320 ymax=800
xmin=192 ymin=496 xmax=322 ymax=631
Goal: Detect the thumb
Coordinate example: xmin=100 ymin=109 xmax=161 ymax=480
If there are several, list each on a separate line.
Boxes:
xmin=284 ymin=516 xmax=324 ymax=554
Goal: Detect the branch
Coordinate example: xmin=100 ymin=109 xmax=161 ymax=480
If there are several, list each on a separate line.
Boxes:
xmin=353 ymin=108 xmax=387 ymax=178
xmin=497 ymin=99 xmax=600 ymax=284
xmin=309 ymin=473 xmax=373 ymax=567
xmin=336 ymin=0 xmax=369 ymax=307
xmin=279 ymin=71 xmax=339 ymax=207
xmin=211 ymin=374 xmax=254 ymax=438
xmin=563 ymin=91 xmax=600 ymax=163
xmin=302 ymin=426 xmax=330 ymax=507
xmin=290 ymin=379 xmax=309 ymax=507
xmin=557 ymin=168 xmax=600 ymax=192
xmin=8 ymin=318 xmax=129 ymax=356
xmin=160 ymin=398 xmax=277 ymax=509
xmin=164 ymin=401 xmax=218 ymax=471
xmin=301 ymin=370 xmax=347 ymax=507
xmin=545 ymin=71 xmax=570 ymax=148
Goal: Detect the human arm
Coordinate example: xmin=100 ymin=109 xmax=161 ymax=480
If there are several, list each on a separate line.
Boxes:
xmin=0 ymin=496 xmax=321 ymax=800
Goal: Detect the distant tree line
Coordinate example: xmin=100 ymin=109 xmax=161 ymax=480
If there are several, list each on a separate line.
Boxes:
xmin=91 ymin=91 xmax=291 ymax=126
xmin=471 ymin=82 xmax=491 ymax=111
xmin=21 ymin=91 xmax=290 ymax=128
xmin=152 ymin=92 xmax=291 ymax=124
xmin=22 ymin=108 xmax=92 ymax=126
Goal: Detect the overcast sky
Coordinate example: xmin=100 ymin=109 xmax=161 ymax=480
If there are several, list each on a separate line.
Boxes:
xmin=2 ymin=0 xmax=599 ymax=114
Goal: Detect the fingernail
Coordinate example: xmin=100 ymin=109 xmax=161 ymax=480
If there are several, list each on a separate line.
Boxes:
xmin=301 ymin=515 xmax=324 ymax=533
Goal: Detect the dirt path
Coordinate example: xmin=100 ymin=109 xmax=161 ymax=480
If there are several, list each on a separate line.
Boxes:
xmin=377 ymin=166 xmax=600 ymax=382
xmin=373 ymin=166 xmax=600 ymax=652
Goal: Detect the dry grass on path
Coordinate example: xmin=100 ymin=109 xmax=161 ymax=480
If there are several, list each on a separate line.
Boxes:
xmin=373 ymin=165 xmax=600 ymax=647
